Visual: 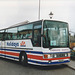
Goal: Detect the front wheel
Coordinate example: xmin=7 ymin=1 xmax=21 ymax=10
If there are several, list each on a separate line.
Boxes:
xmin=19 ymin=52 xmax=28 ymax=66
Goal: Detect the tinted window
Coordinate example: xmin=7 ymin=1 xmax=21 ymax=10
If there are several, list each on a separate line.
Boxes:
xmin=33 ymin=21 xmax=42 ymax=47
xmin=0 ymin=30 xmax=4 ymax=40
xmin=43 ymin=20 xmax=69 ymax=48
xmin=7 ymin=27 xmax=17 ymax=40
xmin=4 ymin=30 xmax=8 ymax=40
xmin=18 ymin=24 xmax=33 ymax=39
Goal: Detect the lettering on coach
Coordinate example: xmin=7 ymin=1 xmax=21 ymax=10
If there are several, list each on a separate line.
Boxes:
xmin=7 ymin=42 xmax=19 ymax=47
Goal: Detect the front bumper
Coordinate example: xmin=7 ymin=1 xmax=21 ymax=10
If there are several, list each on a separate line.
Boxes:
xmin=28 ymin=57 xmax=70 ymax=66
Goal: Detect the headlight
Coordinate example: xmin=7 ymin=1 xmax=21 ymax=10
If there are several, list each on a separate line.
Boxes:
xmin=48 ymin=55 xmax=51 ymax=58
xmin=44 ymin=54 xmax=53 ymax=59
xmin=65 ymin=53 xmax=68 ymax=57
xmin=68 ymin=53 xmax=70 ymax=57
xmin=54 ymin=54 xmax=57 ymax=58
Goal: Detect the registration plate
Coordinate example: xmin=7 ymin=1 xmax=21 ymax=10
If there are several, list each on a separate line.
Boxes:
xmin=59 ymin=60 xmax=63 ymax=62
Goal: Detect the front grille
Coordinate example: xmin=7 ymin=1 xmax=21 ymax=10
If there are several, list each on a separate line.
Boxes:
xmin=57 ymin=53 xmax=65 ymax=57
xmin=53 ymin=53 xmax=68 ymax=58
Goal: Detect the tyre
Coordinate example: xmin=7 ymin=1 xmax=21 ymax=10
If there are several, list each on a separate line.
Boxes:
xmin=19 ymin=52 xmax=28 ymax=66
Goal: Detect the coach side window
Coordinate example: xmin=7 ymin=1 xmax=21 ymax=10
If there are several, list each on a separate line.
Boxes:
xmin=33 ymin=23 xmax=42 ymax=47
xmin=7 ymin=27 xmax=17 ymax=40
xmin=0 ymin=30 xmax=4 ymax=40
xmin=4 ymin=30 xmax=8 ymax=40
xmin=18 ymin=24 xmax=33 ymax=39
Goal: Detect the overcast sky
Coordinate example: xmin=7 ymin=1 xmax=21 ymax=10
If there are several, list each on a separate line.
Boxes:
xmin=0 ymin=0 xmax=75 ymax=32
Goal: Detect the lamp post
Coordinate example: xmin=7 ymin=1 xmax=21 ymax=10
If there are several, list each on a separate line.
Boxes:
xmin=38 ymin=0 xmax=40 ymax=20
xmin=49 ymin=12 xmax=53 ymax=19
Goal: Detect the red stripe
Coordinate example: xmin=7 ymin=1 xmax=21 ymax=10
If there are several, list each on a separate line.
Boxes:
xmin=0 ymin=51 xmax=19 ymax=56
xmin=27 ymin=54 xmax=70 ymax=60
xmin=27 ymin=54 xmax=43 ymax=60
xmin=0 ymin=51 xmax=70 ymax=60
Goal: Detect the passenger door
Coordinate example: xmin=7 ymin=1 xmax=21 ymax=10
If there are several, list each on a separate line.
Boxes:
xmin=33 ymin=24 xmax=42 ymax=47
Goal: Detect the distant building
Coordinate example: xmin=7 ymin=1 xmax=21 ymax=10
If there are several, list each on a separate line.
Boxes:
xmin=69 ymin=32 xmax=75 ymax=42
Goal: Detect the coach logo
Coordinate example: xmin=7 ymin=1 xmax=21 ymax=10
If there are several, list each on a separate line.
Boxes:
xmin=20 ymin=41 xmax=26 ymax=47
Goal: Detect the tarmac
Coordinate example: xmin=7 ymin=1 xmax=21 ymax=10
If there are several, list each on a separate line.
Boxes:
xmin=67 ymin=59 xmax=75 ymax=70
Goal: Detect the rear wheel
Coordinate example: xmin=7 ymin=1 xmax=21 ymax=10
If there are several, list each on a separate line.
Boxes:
xmin=19 ymin=52 xmax=28 ymax=66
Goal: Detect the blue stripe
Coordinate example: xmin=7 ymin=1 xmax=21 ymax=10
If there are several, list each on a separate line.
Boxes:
xmin=0 ymin=54 xmax=5 ymax=57
xmin=25 ymin=51 xmax=43 ymax=54
xmin=43 ymin=52 xmax=71 ymax=54
xmin=0 ymin=54 xmax=19 ymax=59
xmin=1 ymin=48 xmax=21 ymax=52
xmin=28 ymin=60 xmax=70 ymax=65
xmin=0 ymin=48 xmax=70 ymax=54
xmin=6 ymin=55 xmax=19 ymax=59
xmin=0 ymin=48 xmax=43 ymax=54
